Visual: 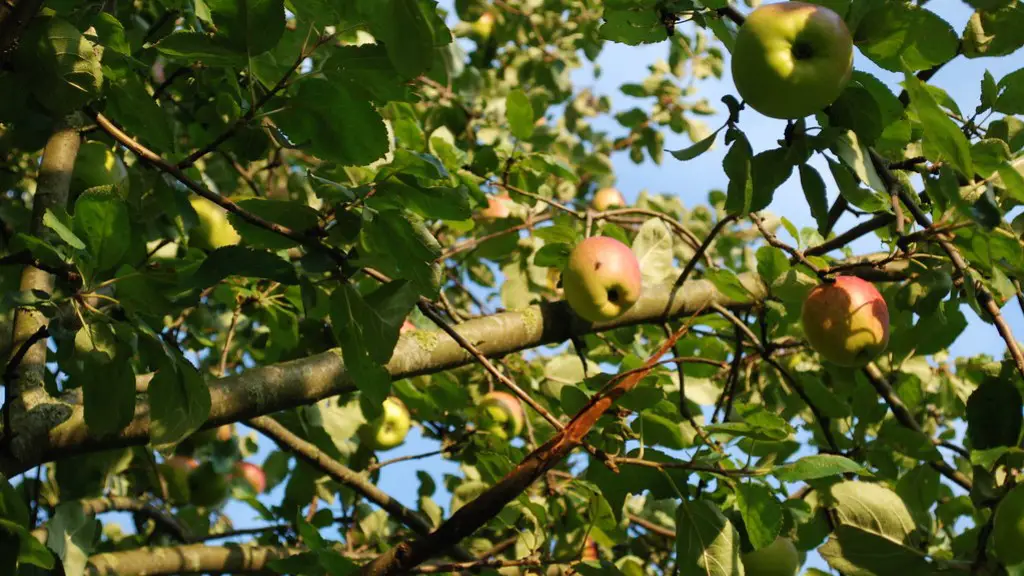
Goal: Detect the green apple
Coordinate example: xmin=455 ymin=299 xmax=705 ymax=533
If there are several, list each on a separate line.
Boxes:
xmin=562 ymin=236 xmax=643 ymax=322
xmin=479 ymin=391 xmax=524 ymax=440
xmin=71 ymin=141 xmax=128 ymax=196
xmin=233 ymin=461 xmax=266 ymax=494
xmin=188 ymin=461 xmax=230 ymax=508
xmin=471 ymin=11 xmax=495 ymax=40
xmin=361 ymin=397 xmax=411 ymax=451
xmin=993 ymin=484 xmax=1024 ymax=566
xmin=593 ymin=187 xmax=625 ymax=211
xmin=189 ymin=196 xmax=241 ymax=250
xmin=741 ymin=536 xmax=801 ymax=576
xmin=731 ymin=2 xmax=853 ymax=119
xmin=802 ymin=275 xmax=889 ymax=367
xmin=479 ymin=195 xmax=512 ymax=220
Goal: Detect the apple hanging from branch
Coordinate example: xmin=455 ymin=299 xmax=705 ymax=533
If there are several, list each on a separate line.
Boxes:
xmin=233 ymin=461 xmax=266 ymax=494
xmin=592 ymin=187 xmax=626 ymax=211
xmin=741 ymin=536 xmax=801 ymax=576
xmin=478 ymin=391 xmax=524 ymax=440
xmin=562 ymin=236 xmax=642 ymax=322
xmin=802 ymin=275 xmax=890 ymax=367
xmin=71 ymin=141 xmax=129 ymax=196
xmin=731 ymin=2 xmax=853 ymax=119
xmin=360 ymin=397 xmax=412 ymax=451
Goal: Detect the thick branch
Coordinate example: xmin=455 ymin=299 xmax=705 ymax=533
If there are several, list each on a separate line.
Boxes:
xmin=85 ymin=543 xmax=303 ymax=575
xmin=1 ymin=277 xmax=764 ymax=476
xmin=246 ymin=416 xmax=474 ymax=561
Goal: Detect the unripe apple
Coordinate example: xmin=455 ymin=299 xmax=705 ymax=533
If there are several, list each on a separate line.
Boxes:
xmin=592 ymin=187 xmax=625 ymax=211
xmin=741 ymin=536 xmax=800 ymax=576
xmin=479 ymin=391 xmax=525 ymax=440
xmin=562 ymin=236 xmax=643 ymax=322
xmin=802 ymin=275 xmax=889 ymax=367
xmin=71 ymin=141 xmax=128 ymax=196
xmin=360 ymin=397 xmax=411 ymax=451
xmin=479 ymin=195 xmax=512 ymax=220
xmin=233 ymin=461 xmax=266 ymax=494
xmin=472 ymin=12 xmax=495 ymax=40
xmin=993 ymin=484 xmax=1024 ymax=566
xmin=189 ymin=196 xmax=241 ymax=250
xmin=731 ymin=2 xmax=853 ymax=119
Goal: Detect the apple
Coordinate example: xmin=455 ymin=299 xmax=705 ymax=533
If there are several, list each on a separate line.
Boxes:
xmin=993 ymin=484 xmax=1024 ymax=566
xmin=801 ymin=275 xmax=889 ymax=367
xmin=741 ymin=536 xmax=801 ymax=576
xmin=188 ymin=461 xmax=230 ymax=507
xmin=189 ymin=196 xmax=241 ymax=250
xmin=360 ymin=397 xmax=411 ymax=450
xmin=233 ymin=461 xmax=266 ymax=494
xmin=472 ymin=11 xmax=495 ymax=40
xmin=582 ymin=537 xmax=599 ymax=562
xmin=592 ymin=187 xmax=625 ymax=211
xmin=71 ymin=141 xmax=128 ymax=196
xmin=215 ymin=424 xmax=234 ymax=442
xmin=562 ymin=236 xmax=643 ymax=322
xmin=479 ymin=391 xmax=525 ymax=440
xmin=731 ymin=2 xmax=853 ymax=119
xmin=479 ymin=195 xmax=511 ymax=220
xmin=401 ymin=319 xmax=417 ymax=334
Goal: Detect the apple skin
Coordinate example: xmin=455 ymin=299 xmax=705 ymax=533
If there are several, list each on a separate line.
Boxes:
xmin=592 ymin=187 xmax=625 ymax=211
xmin=472 ymin=11 xmax=495 ymax=39
xmin=731 ymin=2 xmax=853 ymax=119
xmin=189 ymin=196 xmax=241 ymax=250
xmin=479 ymin=391 xmax=525 ymax=439
xmin=72 ymin=141 xmax=128 ymax=196
xmin=802 ymin=275 xmax=889 ymax=367
xmin=400 ymin=319 xmax=417 ymax=334
xmin=479 ymin=195 xmax=512 ymax=220
xmin=741 ymin=537 xmax=801 ymax=576
xmin=582 ymin=537 xmax=599 ymax=562
xmin=562 ymin=236 xmax=643 ymax=322
xmin=361 ymin=397 xmax=412 ymax=451
xmin=233 ymin=462 xmax=266 ymax=494
xmin=215 ymin=424 xmax=234 ymax=442
xmin=993 ymin=484 xmax=1024 ymax=566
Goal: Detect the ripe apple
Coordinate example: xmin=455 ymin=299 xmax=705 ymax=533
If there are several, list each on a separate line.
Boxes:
xmin=189 ymin=196 xmax=241 ymax=250
xmin=802 ymin=275 xmax=889 ymax=367
xmin=592 ymin=187 xmax=625 ymax=211
xmin=233 ymin=461 xmax=266 ymax=494
xmin=215 ymin=424 xmax=234 ymax=442
xmin=731 ymin=2 xmax=853 ymax=119
xmin=159 ymin=456 xmax=198 ymax=504
xmin=401 ymin=319 xmax=417 ymax=334
xmin=71 ymin=141 xmax=129 ymax=196
xmin=993 ymin=484 xmax=1024 ymax=566
xmin=562 ymin=236 xmax=643 ymax=322
xmin=479 ymin=391 xmax=525 ymax=440
xmin=360 ymin=397 xmax=411 ymax=450
xmin=741 ymin=536 xmax=801 ymax=576
xmin=479 ymin=195 xmax=512 ymax=220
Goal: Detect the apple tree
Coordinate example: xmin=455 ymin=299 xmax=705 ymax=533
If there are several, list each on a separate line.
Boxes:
xmin=0 ymin=0 xmax=1023 ymax=575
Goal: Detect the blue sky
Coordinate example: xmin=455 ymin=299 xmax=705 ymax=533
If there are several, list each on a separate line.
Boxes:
xmin=85 ymin=2 xmax=1022 ymax=573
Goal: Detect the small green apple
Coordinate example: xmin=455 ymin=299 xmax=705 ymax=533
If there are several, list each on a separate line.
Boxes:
xmin=731 ymin=2 xmax=853 ymax=119
xmin=361 ymin=397 xmax=412 ymax=451
xmin=562 ymin=236 xmax=643 ymax=322
xmin=993 ymin=484 xmax=1024 ymax=566
xmin=479 ymin=195 xmax=512 ymax=220
xmin=72 ymin=141 xmax=128 ymax=196
xmin=593 ymin=187 xmax=626 ymax=211
xmin=233 ymin=461 xmax=266 ymax=494
xmin=741 ymin=536 xmax=801 ymax=576
xmin=189 ymin=196 xmax=241 ymax=250
xmin=471 ymin=11 xmax=495 ymax=40
xmin=479 ymin=391 xmax=525 ymax=439
xmin=802 ymin=275 xmax=889 ymax=367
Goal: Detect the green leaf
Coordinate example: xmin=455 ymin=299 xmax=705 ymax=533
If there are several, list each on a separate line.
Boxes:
xmin=599 ymin=8 xmax=668 ymax=46
xmin=903 ymin=69 xmax=974 ymax=178
xmin=750 ymin=148 xmax=793 ymax=211
xmin=829 ymin=480 xmax=916 ymax=541
xmin=149 ymin=362 xmax=212 ymax=449
xmin=995 ymin=67 xmax=1024 ymax=114
xmin=207 ymin=0 xmax=285 ymax=55
xmin=820 ymin=525 xmax=933 ymax=576
xmin=191 ymin=246 xmax=298 ymax=288
xmin=675 ymin=500 xmax=743 ymax=576
xmin=971 ymin=138 xmax=1011 ymax=177
xmin=828 ymin=84 xmax=883 ymax=145
xmin=962 ymin=7 xmax=1024 ymax=58
xmin=43 ymin=209 xmax=85 ymax=250
xmin=15 ymin=17 xmax=104 ymax=114
xmin=736 ymin=483 xmax=782 ymax=551
xmin=632 ymin=412 xmax=685 ymax=450
xmin=369 ymin=0 xmax=437 ymax=79
xmin=533 ymin=224 xmax=578 ymax=245
xmin=723 ymin=132 xmax=753 ymax=214
xmin=506 ymin=89 xmax=535 ymax=140
xmin=73 ymin=189 xmax=130 ymax=272
xmin=967 ymin=376 xmax=1023 ymax=450
xmin=152 ymin=32 xmax=246 ymax=66
xmin=274 ymin=79 xmax=389 ymax=167
xmin=704 ymin=268 xmax=751 ymax=302
xmin=46 ymin=502 xmax=98 ymax=576
xmin=226 ymin=199 xmax=321 ymax=250
xmin=826 ymin=159 xmax=886 ymax=213
xmin=105 ymin=75 xmax=174 ymax=152
xmin=82 ymin=345 xmax=136 ymax=438
xmin=324 ymin=44 xmax=414 ymax=104
xmin=799 ymin=165 xmax=830 ymax=234
xmin=669 ymin=129 xmax=719 ymax=162
xmin=534 ymin=243 xmax=572 ymax=268
xmin=773 ymin=454 xmax=870 ymax=482
xmin=360 ymin=209 xmax=442 ymax=298
xmin=632 ymin=219 xmax=675 ymax=285
xmin=756 ymin=246 xmax=789 ymax=285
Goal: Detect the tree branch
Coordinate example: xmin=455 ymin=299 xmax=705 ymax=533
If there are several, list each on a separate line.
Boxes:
xmin=32 ymin=496 xmax=190 ymax=543
xmin=85 ymin=543 xmax=303 ymax=575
